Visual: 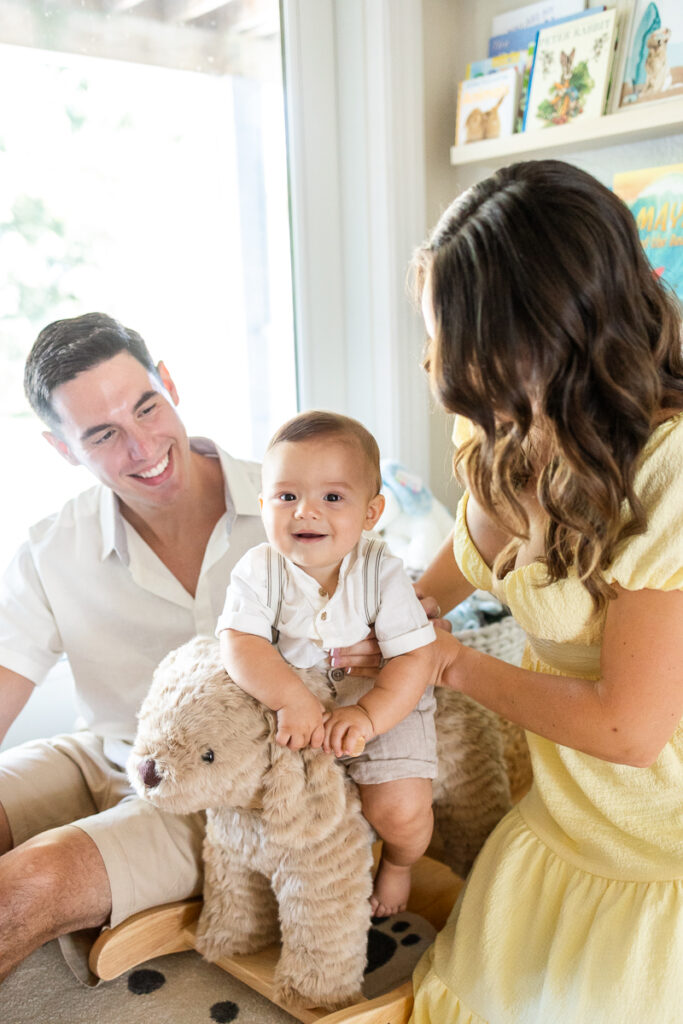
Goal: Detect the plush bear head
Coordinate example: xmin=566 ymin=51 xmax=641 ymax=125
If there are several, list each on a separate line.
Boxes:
xmin=127 ymin=635 xmax=276 ymax=815
xmin=128 ymin=636 xmax=354 ymax=848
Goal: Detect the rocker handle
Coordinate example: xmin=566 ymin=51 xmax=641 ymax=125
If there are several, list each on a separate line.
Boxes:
xmin=89 ymin=898 xmax=202 ymax=981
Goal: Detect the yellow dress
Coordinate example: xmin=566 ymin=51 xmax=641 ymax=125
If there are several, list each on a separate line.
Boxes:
xmin=411 ymin=413 xmax=683 ymax=1024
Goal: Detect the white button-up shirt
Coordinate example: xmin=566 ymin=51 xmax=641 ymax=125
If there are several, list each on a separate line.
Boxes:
xmin=0 ymin=438 xmax=264 ymax=765
xmin=216 ymin=538 xmax=435 ymax=669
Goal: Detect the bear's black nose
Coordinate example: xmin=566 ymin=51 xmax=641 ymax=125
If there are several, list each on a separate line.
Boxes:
xmin=139 ymin=758 xmax=162 ymax=788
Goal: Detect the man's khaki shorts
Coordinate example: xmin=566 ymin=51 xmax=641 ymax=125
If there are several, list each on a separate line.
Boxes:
xmin=0 ymin=730 xmax=205 ymax=930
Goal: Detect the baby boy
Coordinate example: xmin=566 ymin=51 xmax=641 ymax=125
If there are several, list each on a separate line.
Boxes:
xmin=217 ymin=411 xmax=437 ymax=916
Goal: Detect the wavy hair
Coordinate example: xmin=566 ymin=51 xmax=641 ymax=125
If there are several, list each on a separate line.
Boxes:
xmin=414 ymin=160 xmax=683 ymax=610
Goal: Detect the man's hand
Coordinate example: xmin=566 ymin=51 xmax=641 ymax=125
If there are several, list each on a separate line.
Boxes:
xmin=275 ymin=690 xmax=326 ymax=750
xmin=323 ymin=705 xmax=375 ymax=758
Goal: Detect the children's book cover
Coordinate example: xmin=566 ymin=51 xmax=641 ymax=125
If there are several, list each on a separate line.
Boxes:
xmin=466 ymin=44 xmax=535 ymax=132
xmin=455 ymin=68 xmax=519 ymax=145
xmin=615 ymin=0 xmax=683 ymax=108
xmin=613 ymin=163 xmax=683 ymax=303
xmin=488 ymin=7 xmax=600 ymax=56
xmin=491 ymin=0 xmax=586 ymax=37
xmin=523 ymin=7 xmax=617 ymax=130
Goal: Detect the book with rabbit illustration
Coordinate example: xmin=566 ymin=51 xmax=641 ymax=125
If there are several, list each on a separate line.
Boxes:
xmin=455 ymin=67 xmax=520 ymax=145
xmin=613 ymin=162 xmax=683 ymax=303
xmin=614 ymin=0 xmax=683 ymax=109
xmin=523 ymin=7 xmax=617 ymax=131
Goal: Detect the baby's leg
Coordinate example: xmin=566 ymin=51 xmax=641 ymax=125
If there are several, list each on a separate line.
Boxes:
xmin=358 ymin=777 xmax=433 ymax=918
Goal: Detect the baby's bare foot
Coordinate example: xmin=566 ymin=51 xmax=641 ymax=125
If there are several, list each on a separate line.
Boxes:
xmin=370 ymin=858 xmax=411 ymax=918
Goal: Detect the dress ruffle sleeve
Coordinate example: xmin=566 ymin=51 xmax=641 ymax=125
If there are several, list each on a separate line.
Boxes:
xmin=604 ymin=414 xmax=683 ymax=592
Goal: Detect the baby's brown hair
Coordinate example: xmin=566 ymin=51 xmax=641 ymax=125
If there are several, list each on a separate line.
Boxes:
xmin=267 ymin=411 xmax=382 ymax=496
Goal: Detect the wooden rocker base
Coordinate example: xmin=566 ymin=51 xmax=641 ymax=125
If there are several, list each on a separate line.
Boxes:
xmin=89 ymin=850 xmax=463 ymax=1024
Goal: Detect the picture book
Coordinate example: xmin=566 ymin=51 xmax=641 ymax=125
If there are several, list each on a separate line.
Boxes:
xmin=614 ymin=0 xmax=683 ymax=109
xmin=491 ymin=0 xmax=585 ymax=37
xmin=523 ymin=7 xmax=617 ymax=130
xmin=466 ymin=47 xmax=531 ymax=79
xmin=466 ymin=44 xmax=535 ymax=132
xmin=613 ymin=162 xmax=683 ymax=303
xmin=455 ymin=68 xmax=520 ymax=145
xmin=488 ymin=7 xmax=601 ymax=56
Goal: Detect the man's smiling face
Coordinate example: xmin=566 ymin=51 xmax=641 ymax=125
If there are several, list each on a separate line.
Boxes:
xmin=44 ymin=350 xmax=194 ymax=515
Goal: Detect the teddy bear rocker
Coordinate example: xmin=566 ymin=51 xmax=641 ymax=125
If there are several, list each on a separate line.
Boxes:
xmin=128 ymin=636 xmax=374 ymax=1012
xmin=127 ymin=635 xmax=532 ymax=1015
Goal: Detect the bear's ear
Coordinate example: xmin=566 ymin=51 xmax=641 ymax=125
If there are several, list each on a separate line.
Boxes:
xmin=260 ymin=743 xmax=348 ymax=849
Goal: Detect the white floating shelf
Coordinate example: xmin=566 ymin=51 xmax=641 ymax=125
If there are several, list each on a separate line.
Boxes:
xmin=450 ymin=97 xmax=683 ymax=167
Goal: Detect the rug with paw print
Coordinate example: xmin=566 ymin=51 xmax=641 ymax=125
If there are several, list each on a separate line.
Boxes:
xmin=0 ymin=912 xmax=435 ymax=1023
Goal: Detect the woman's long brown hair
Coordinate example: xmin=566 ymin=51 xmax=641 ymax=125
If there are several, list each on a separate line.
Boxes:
xmin=415 ymin=160 xmax=683 ymax=611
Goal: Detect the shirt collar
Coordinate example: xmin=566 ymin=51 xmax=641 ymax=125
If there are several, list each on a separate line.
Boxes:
xmin=98 ymin=436 xmax=261 ymax=562
xmin=99 ymin=487 xmax=128 ymax=563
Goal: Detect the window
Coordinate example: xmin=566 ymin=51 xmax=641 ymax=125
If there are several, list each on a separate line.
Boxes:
xmin=0 ymin=0 xmax=296 ymax=570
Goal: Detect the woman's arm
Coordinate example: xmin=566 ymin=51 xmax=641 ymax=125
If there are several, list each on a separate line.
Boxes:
xmin=436 ymin=585 xmax=683 ymax=766
xmin=414 ymin=529 xmax=474 ymax=616
xmin=219 ymin=629 xmax=325 ymax=749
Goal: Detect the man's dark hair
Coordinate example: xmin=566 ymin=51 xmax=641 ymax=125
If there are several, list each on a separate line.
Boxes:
xmin=24 ymin=312 xmax=159 ymax=430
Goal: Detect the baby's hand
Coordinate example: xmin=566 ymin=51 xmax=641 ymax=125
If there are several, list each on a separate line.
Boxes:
xmin=275 ymin=690 xmax=326 ymax=750
xmin=323 ymin=705 xmax=375 ymax=758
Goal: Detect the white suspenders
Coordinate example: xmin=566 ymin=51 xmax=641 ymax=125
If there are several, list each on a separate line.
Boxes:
xmin=265 ymin=538 xmax=386 ymax=644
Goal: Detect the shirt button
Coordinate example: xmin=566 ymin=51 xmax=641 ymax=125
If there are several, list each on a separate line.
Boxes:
xmin=319 ymin=587 xmax=327 ymax=596
xmin=320 ymin=611 xmax=327 ymax=620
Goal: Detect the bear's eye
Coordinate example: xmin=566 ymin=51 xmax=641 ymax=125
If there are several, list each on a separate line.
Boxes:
xmin=201 ymin=749 xmax=215 ymax=764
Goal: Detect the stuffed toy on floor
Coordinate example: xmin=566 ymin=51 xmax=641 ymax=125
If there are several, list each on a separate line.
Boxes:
xmin=129 ymin=633 xmax=531 ymax=1011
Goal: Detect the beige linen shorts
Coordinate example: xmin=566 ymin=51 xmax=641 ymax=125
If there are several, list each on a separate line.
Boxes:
xmin=325 ymin=670 xmax=438 ymax=785
xmin=0 ymin=730 xmax=205 ymax=930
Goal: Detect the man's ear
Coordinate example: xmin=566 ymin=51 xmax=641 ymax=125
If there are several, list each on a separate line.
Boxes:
xmin=42 ymin=431 xmax=80 ymax=466
xmin=157 ymin=361 xmax=179 ymax=406
xmin=364 ymin=493 xmax=385 ymax=530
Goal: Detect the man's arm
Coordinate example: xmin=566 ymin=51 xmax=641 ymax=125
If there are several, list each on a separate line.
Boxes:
xmin=0 ymin=668 xmax=34 ymax=745
xmin=219 ymin=629 xmax=326 ymax=750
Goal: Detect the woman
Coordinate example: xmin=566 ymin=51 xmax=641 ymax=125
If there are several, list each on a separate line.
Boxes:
xmin=408 ymin=160 xmax=683 ymax=1023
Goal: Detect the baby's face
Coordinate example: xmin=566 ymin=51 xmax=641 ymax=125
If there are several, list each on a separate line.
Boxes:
xmin=260 ymin=438 xmax=383 ymax=586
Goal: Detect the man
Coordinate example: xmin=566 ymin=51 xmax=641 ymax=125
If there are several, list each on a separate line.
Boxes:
xmin=0 ymin=312 xmax=266 ymax=982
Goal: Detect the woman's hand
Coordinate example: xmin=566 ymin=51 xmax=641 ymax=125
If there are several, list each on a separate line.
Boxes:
xmin=330 ymin=593 xmax=453 ymax=678
xmin=329 ymin=630 xmax=383 ymax=678
xmin=413 ymin=585 xmax=454 ymax=636
xmin=430 ymin=627 xmax=466 ymax=690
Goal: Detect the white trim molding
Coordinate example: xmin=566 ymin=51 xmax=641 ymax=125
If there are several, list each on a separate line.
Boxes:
xmin=282 ymin=0 xmax=431 ymax=481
